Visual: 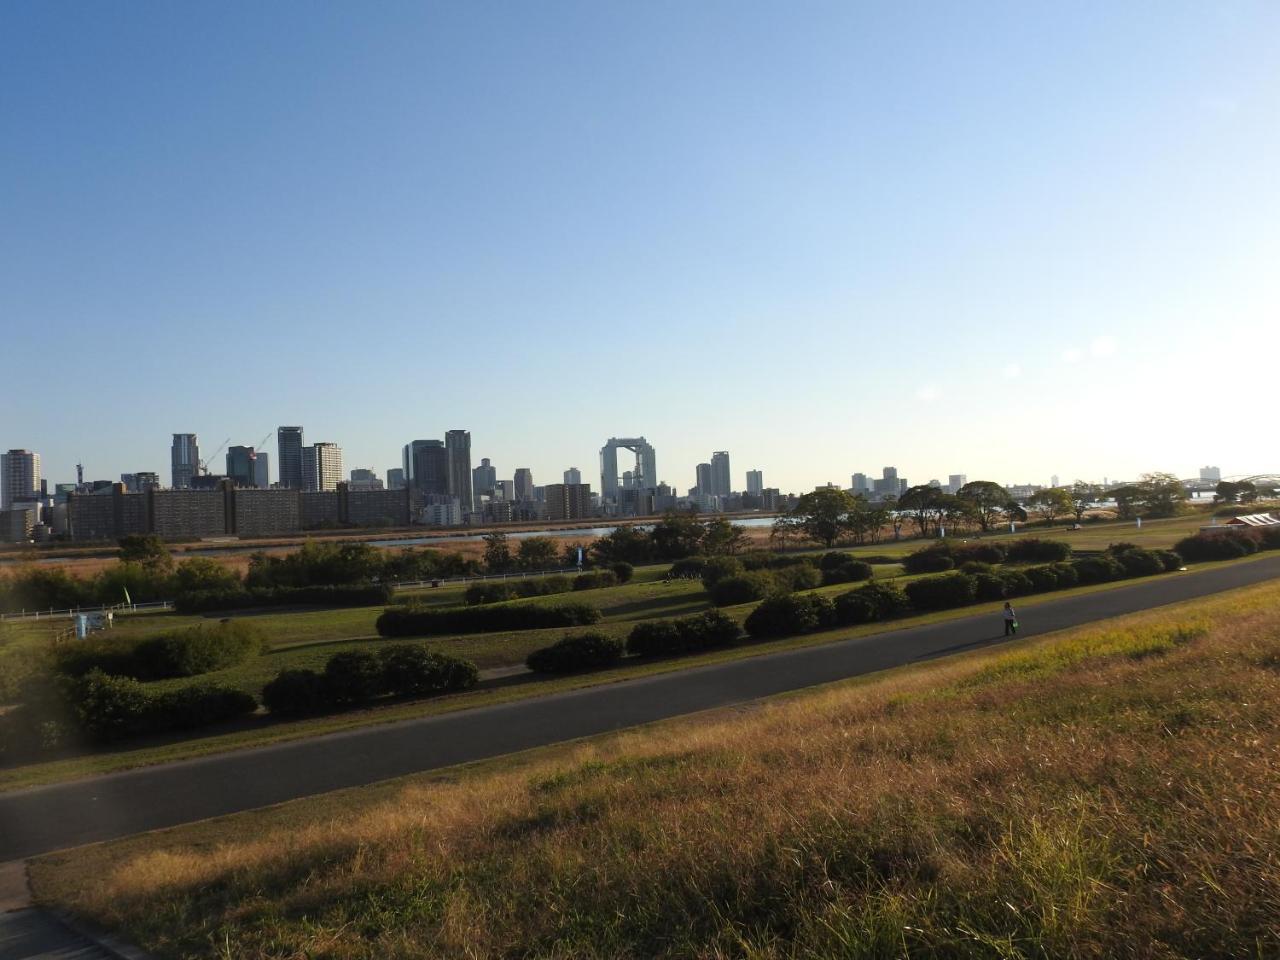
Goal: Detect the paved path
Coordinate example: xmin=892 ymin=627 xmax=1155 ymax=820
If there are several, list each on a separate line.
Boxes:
xmin=2 ymin=556 xmax=1278 ymax=862
xmin=0 ymin=909 xmax=127 ymax=960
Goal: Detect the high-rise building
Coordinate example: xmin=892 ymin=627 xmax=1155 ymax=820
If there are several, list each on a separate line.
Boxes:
xmin=445 ymin=430 xmax=473 ymax=510
xmin=226 ymin=446 xmax=256 ymax=487
xmin=746 ymin=470 xmax=763 ymax=496
xmin=564 ymin=467 xmax=582 ymax=485
xmin=302 ymin=442 xmax=344 ymax=492
xmin=277 ymin=427 xmax=304 ymax=489
xmin=348 ymin=469 xmax=383 ymax=491
xmin=253 ymin=451 xmax=270 ymax=489
xmin=350 ymin=468 xmax=377 ymax=483
xmin=121 ymin=471 xmax=160 ymax=493
xmin=386 ymin=467 xmax=406 ymax=490
xmin=695 ymin=462 xmax=712 ymax=496
xmin=171 ymin=434 xmax=199 ymax=490
xmin=710 ymin=451 xmax=732 ymax=498
xmin=405 ymin=441 xmax=447 ymax=495
xmin=948 ymin=474 xmax=967 ymax=494
xmin=473 ymin=458 xmax=497 ymax=499
xmin=851 ymin=473 xmax=870 ymax=495
xmin=2 ymin=450 xmax=41 ymax=509
xmin=600 ymin=437 xmax=657 ymax=500
xmin=514 ymin=468 xmax=534 ymax=501
xmin=496 ymin=479 xmax=515 ymax=501
xmin=546 ymin=483 xmax=593 ymax=521
xmin=1050 ymin=474 xmax=1060 ymax=488
xmin=1200 ymin=466 xmax=1221 ymax=482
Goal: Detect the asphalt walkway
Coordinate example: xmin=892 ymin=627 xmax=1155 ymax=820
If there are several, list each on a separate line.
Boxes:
xmin=2 ymin=555 xmax=1277 ymax=862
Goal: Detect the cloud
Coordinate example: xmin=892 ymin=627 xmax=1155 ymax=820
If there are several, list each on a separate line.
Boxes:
xmin=1090 ymin=336 xmax=1117 ymax=358
xmin=1062 ymin=348 xmax=1083 ymax=364
xmin=915 ymin=384 xmax=940 ymax=402
xmin=1002 ymin=362 xmax=1022 ymax=379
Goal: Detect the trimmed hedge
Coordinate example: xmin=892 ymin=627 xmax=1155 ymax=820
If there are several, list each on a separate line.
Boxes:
xmin=744 ymin=594 xmax=835 ymax=639
xmin=376 ymin=601 xmax=602 ymax=637
xmin=465 ymin=576 xmax=576 ymax=605
xmin=833 ymin=582 xmax=910 ymax=625
xmin=972 ymin=573 xmax=1007 ymax=602
xmin=626 ymin=611 xmax=740 ymax=658
xmin=774 ymin=564 xmax=823 ymax=592
xmin=904 ymin=573 xmax=977 ymax=611
xmin=66 ymin=670 xmax=256 ymax=743
xmin=1071 ymin=555 xmax=1126 ymax=584
xmin=55 ymin=621 xmax=261 ymax=681
xmin=610 ymin=562 xmax=635 ymax=584
xmin=263 ymin=646 xmax=478 ymax=716
xmin=669 ymin=557 xmax=706 ymax=579
xmin=952 ymin=542 xmax=1007 ymax=565
xmin=700 ymin=557 xmax=745 ymax=587
xmin=999 ymin=570 xmax=1034 ymax=597
xmin=464 ymin=582 xmax=517 ymax=605
xmin=573 ymin=570 xmax=620 ymax=591
xmin=1173 ymin=531 xmax=1261 ymax=562
xmin=821 ymin=560 xmax=873 ymax=586
xmin=526 ymin=632 xmax=624 ymax=674
xmin=902 ymin=545 xmax=955 ymax=574
xmin=1112 ymin=548 xmax=1165 ymax=578
xmin=709 ymin=572 xmax=779 ymax=607
xmin=175 ymin=582 xmax=393 ymax=614
xmin=1005 ymin=538 xmax=1072 ymax=563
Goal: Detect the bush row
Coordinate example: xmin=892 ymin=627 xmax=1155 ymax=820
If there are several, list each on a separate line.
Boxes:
xmin=262 ymin=646 xmax=478 ymax=716
xmin=1174 ymin=528 xmax=1280 ymax=562
xmin=376 ymin=601 xmax=601 ymax=637
xmin=464 ymin=576 xmax=573 ymax=606
xmin=625 ymin=611 xmax=741 ymax=658
xmin=174 ymin=583 xmax=393 ymax=614
xmin=525 ymin=633 xmax=624 ymax=674
xmin=54 ymin=620 xmax=262 ymax=681
xmin=69 ymin=670 xmax=257 ymax=743
xmin=902 ymin=537 xmax=1072 ymax=574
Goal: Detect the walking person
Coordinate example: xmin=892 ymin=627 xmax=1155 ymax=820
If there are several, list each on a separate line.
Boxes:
xmin=1002 ymin=601 xmax=1018 ymax=637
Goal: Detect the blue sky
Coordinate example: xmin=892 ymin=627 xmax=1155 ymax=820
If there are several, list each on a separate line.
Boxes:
xmin=3 ymin=1 xmax=1277 ymax=493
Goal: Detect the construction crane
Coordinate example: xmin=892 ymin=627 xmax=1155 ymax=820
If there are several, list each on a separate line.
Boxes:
xmin=255 ymin=431 xmax=274 ymax=451
xmin=199 ymin=437 xmax=231 ymax=475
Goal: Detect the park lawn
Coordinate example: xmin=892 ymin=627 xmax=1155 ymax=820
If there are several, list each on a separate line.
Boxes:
xmin=32 ymin=578 xmax=1280 ymax=959
xmin=1 ymin=553 xmax=1268 ymax=793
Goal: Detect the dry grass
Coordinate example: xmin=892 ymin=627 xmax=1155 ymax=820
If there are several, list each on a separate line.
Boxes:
xmin=32 ymin=580 xmax=1280 ymax=959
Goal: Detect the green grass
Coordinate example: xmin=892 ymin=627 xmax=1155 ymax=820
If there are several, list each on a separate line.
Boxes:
xmin=1 ymin=552 xmax=1270 ymax=793
xmin=31 ymin=578 xmax=1280 ymax=959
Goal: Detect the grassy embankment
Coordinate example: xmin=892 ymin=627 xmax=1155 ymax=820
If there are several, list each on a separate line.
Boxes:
xmin=32 ymin=578 xmax=1280 ymax=958
xmin=0 ymin=514 xmax=1258 ymax=792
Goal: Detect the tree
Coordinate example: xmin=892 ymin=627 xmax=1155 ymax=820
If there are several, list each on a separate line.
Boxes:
xmin=898 ymin=485 xmax=948 ymax=538
xmin=482 ymin=532 xmax=513 ymax=572
xmin=590 ymin=526 xmax=653 ymax=565
xmin=1028 ymin=487 xmax=1072 ymax=525
xmin=779 ymin=488 xmax=857 ymax=548
xmin=955 ymin=481 xmax=1012 ymax=533
xmin=1109 ymin=485 xmax=1143 ymax=520
xmin=1137 ymin=472 xmax=1188 ymax=518
xmin=882 ymin=495 xmax=908 ymax=540
xmin=171 ymin=557 xmax=240 ymax=593
xmin=701 ymin=517 xmax=747 ymax=556
xmin=117 ymin=534 xmax=172 ymax=572
xmin=1215 ymin=480 xmax=1257 ymax=504
xmin=1070 ymin=482 xmax=1099 ymax=523
xmin=846 ymin=498 xmax=888 ymax=545
xmin=516 ymin=537 xmax=560 ymax=571
xmin=650 ymin=513 xmax=705 ymax=560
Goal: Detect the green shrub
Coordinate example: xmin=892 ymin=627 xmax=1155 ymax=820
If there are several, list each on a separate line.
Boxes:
xmin=174 ymin=583 xmax=393 ymax=615
xmin=774 ymin=564 xmax=822 ymax=591
xmin=958 ymin=561 xmax=996 ymax=576
xmin=56 ymin=621 xmax=261 ymax=681
xmin=376 ymin=601 xmax=602 ymax=637
xmin=464 ymin=582 xmax=518 ymax=606
xmin=625 ymin=620 xmax=684 ymax=657
xmin=904 ymin=573 xmax=977 ymax=611
xmin=378 ymin=645 xmax=478 ymax=696
xmin=262 ymin=669 xmax=328 ymax=717
xmin=1155 ymin=550 xmax=1184 ymax=572
xmin=833 ymin=581 xmax=909 ymax=625
xmin=952 ymin=542 xmax=1007 ymax=564
xmin=573 ymin=571 xmax=619 ymax=591
xmin=626 ymin=611 xmax=741 ymax=658
xmin=669 ymin=557 xmax=705 ymax=579
xmin=709 ymin=572 xmax=778 ymax=607
xmin=1072 ymin=555 xmax=1126 ymax=584
xmin=1112 ymin=548 xmax=1165 ymax=578
xmin=821 ymin=560 xmax=873 ymax=586
xmin=1022 ymin=565 xmax=1061 ymax=593
xmin=902 ymin=544 xmax=954 ymax=574
xmin=972 ymin=573 xmax=1007 ymax=602
xmin=701 ymin=556 xmax=745 ymax=587
xmin=744 ymin=594 xmax=834 ymax=639
xmin=1173 ymin=531 xmax=1260 ymax=562
xmin=64 ymin=670 xmax=255 ymax=742
xmin=1006 ymin=538 xmax=1072 ymax=563
xmin=684 ymin=610 xmax=741 ymax=649
xmin=322 ymin=651 xmax=386 ymax=707
xmin=518 ymin=575 xmax=573 ymax=597
xmin=1047 ymin=562 xmax=1079 ymax=588
xmin=526 ymin=632 xmax=624 ymax=674
xmin=999 ymin=570 xmax=1034 ymax=597
xmin=149 ymin=684 xmax=257 ymax=731
xmin=610 ymin=562 xmax=635 ymax=584
xmin=819 ymin=551 xmax=854 ymax=571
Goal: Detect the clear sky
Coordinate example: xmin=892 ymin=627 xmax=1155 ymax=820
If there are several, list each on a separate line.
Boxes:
xmin=3 ymin=1 xmax=1277 ymax=493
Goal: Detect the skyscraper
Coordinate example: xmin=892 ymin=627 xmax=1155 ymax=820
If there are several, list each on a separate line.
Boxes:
xmin=407 ymin=441 xmax=448 ymax=495
xmin=472 ymin=457 xmax=497 ymax=499
xmin=171 ymin=434 xmax=199 ymax=490
xmin=851 ymin=473 xmax=870 ymax=495
xmin=710 ymin=451 xmax=731 ymax=498
xmin=514 ymin=468 xmax=534 ymax=501
xmin=1 ymin=449 xmax=41 ymax=508
xmin=948 ymin=474 xmax=967 ymax=494
xmin=695 ymin=462 xmax=712 ymax=496
xmin=253 ymin=451 xmax=270 ymax=489
xmin=386 ymin=467 xmax=406 ymax=490
xmin=277 ymin=427 xmax=304 ymax=489
xmin=302 ymin=442 xmax=344 ymax=492
xmin=564 ymin=467 xmax=582 ymax=485
xmin=445 ymin=430 xmax=473 ymax=511
xmin=226 ymin=446 xmax=256 ymax=487
xmin=746 ymin=470 xmax=763 ymax=496
xmin=546 ymin=483 xmax=593 ymax=521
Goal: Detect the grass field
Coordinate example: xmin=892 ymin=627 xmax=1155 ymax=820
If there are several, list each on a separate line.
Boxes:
xmin=31 ymin=577 xmax=1280 ymax=959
